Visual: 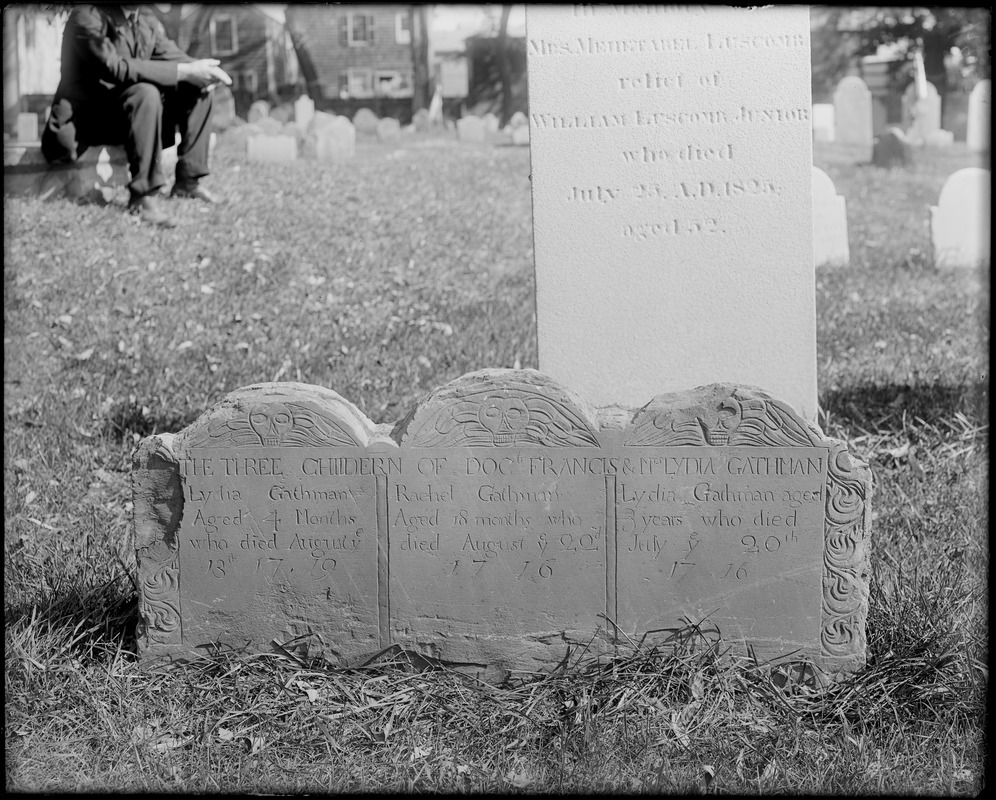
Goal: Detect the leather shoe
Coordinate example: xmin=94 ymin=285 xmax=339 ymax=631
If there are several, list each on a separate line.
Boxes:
xmin=128 ymin=194 xmax=177 ymax=228
xmin=170 ymin=182 xmax=220 ymax=203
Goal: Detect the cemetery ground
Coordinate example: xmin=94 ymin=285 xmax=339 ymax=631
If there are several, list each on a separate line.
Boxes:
xmin=4 ymin=133 xmax=988 ymax=794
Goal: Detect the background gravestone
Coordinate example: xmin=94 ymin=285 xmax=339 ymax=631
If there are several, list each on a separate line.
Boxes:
xmin=377 ymin=117 xmax=401 ymax=143
xmin=247 ymin=100 xmax=270 ymax=124
xmin=413 ymin=108 xmax=431 ymax=132
xmin=294 ymin=95 xmax=315 ymax=131
xmin=210 ymin=84 xmax=237 ymax=132
xmin=967 ymin=80 xmax=991 ymax=153
xmin=457 ymin=115 xmax=486 ymax=143
xmin=313 ymin=117 xmax=356 ymax=162
xmin=812 ymin=103 xmax=835 ymax=143
xmin=134 ymin=372 xmax=872 ymax=680
xmin=833 ymin=76 xmax=873 ymax=158
xmin=930 ymin=168 xmax=991 ymax=269
xmin=902 ymin=81 xmax=943 ymax=146
xmin=812 ymin=167 xmax=849 ymax=268
xmin=353 ymin=108 xmax=379 ymax=136
xmin=247 ymin=134 xmax=297 ymax=163
xmin=527 ymin=5 xmax=818 ymax=421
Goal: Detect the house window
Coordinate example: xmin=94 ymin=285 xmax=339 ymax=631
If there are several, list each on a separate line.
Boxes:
xmin=375 ymin=70 xmax=412 ymax=98
xmin=210 ymin=14 xmax=238 ymax=56
xmin=341 ymin=13 xmax=375 ymax=46
xmin=395 ymin=12 xmax=411 ymax=45
xmin=346 ymin=68 xmax=374 ymax=98
xmin=235 ymin=70 xmax=257 ymax=94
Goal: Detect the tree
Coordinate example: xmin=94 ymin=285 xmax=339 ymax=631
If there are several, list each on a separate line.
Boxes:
xmin=410 ymin=5 xmax=431 ymax=112
xmin=496 ymin=5 xmax=513 ymax=127
xmin=849 ymin=7 xmax=990 ymax=97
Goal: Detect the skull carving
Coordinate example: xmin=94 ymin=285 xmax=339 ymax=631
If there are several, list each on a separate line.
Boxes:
xmin=249 ymin=404 xmax=294 ymax=446
xmin=478 ymin=397 xmax=529 ymax=446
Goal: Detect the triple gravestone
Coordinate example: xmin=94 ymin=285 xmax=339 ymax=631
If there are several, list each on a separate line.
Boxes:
xmin=526 ymin=6 xmax=818 ymax=421
xmin=135 ymin=371 xmax=871 ymax=681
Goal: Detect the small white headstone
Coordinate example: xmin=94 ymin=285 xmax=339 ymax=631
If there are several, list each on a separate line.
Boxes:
xmin=353 ymin=108 xmax=379 ymax=135
xmin=931 ymin=168 xmax=991 ymax=269
xmin=967 ymin=80 xmax=991 ymax=153
xmin=247 ymin=134 xmax=298 ymax=163
xmin=16 ymin=112 xmax=39 ymax=142
xmin=812 ymin=167 xmax=849 ymax=268
xmin=314 ymin=117 xmax=356 ymax=162
xmin=812 ymin=104 xmax=835 ymax=143
xmin=376 ymin=117 xmax=401 ymax=142
xmin=511 ymin=125 xmax=530 ymax=146
xmin=294 ymin=95 xmax=315 ymax=130
xmin=509 ymin=111 xmax=528 ymax=129
xmin=482 ymin=112 xmax=500 ymax=134
xmin=457 ymin=115 xmax=486 ymax=143
xmin=247 ymin=100 xmax=270 ymax=124
xmin=834 ymin=76 xmax=873 ymax=156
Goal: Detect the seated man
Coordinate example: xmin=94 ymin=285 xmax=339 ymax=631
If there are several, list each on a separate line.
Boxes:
xmin=42 ymin=4 xmax=231 ymax=227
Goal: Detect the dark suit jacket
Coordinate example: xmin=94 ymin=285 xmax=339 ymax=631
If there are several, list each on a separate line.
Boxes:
xmin=55 ymin=4 xmax=192 ymax=104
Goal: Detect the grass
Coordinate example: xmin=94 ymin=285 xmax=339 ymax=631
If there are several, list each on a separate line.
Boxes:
xmin=4 ymin=130 xmax=989 ymax=793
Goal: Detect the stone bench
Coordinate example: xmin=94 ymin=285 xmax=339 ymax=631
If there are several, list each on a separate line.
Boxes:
xmin=4 ymin=142 xmax=131 ymax=200
xmin=4 ymin=134 xmax=192 ymax=201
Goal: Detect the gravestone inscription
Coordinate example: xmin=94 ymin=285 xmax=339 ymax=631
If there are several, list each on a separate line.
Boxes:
xmin=526 ymin=6 xmax=818 ymax=420
xmin=135 ymin=371 xmax=872 ymax=680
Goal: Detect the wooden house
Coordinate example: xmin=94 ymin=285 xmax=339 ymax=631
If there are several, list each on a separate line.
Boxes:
xmin=284 ymin=4 xmax=428 ymax=121
xmin=179 ymin=4 xmax=300 ymax=117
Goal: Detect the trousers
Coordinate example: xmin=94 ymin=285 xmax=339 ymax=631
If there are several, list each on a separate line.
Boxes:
xmin=42 ymin=82 xmax=214 ymax=197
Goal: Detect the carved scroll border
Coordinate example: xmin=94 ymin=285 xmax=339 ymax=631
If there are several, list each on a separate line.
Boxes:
xmin=626 ymin=388 xmax=872 ymax=668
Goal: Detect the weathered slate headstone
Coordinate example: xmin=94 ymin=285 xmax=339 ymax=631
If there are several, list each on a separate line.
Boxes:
xmin=872 ymin=127 xmax=912 ymax=169
xmin=833 ymin=76 xmax=873 ymax=158
xmin=930 ymin=168 xmax=991 ymax=269
xmin=353 ymin=107 xmax=379 ymax=136
xmin=247 ymin=134 xmax=297 ymax=163
xmin=811 ymin=103 xmax=835 ymax=143
xmin=812 ymin=167 xmax=849 ymax=268
xmin=134 ymin=372 xmax=872 ymax=680
xmin=967 ymin=80 xmax=991 ymax=153
xmin=457 ymin=115 xmax=486 ymax=143
xmin=527 ymin=6 xmax=818 ymax=421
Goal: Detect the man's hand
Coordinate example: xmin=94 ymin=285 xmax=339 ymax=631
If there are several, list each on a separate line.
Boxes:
xmin=177 ymin=59 xmax=232 ymax=89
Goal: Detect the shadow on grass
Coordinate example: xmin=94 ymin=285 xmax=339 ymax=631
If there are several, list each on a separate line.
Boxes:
xmin=5 ymin=573 xmax=140 ymax=663
xmin=821 ymin=380 xmax=989 ymax=433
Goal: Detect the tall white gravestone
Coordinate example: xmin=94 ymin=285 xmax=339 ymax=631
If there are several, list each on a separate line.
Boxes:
xmin=528 ymin=6 xmax=817 ymax=420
